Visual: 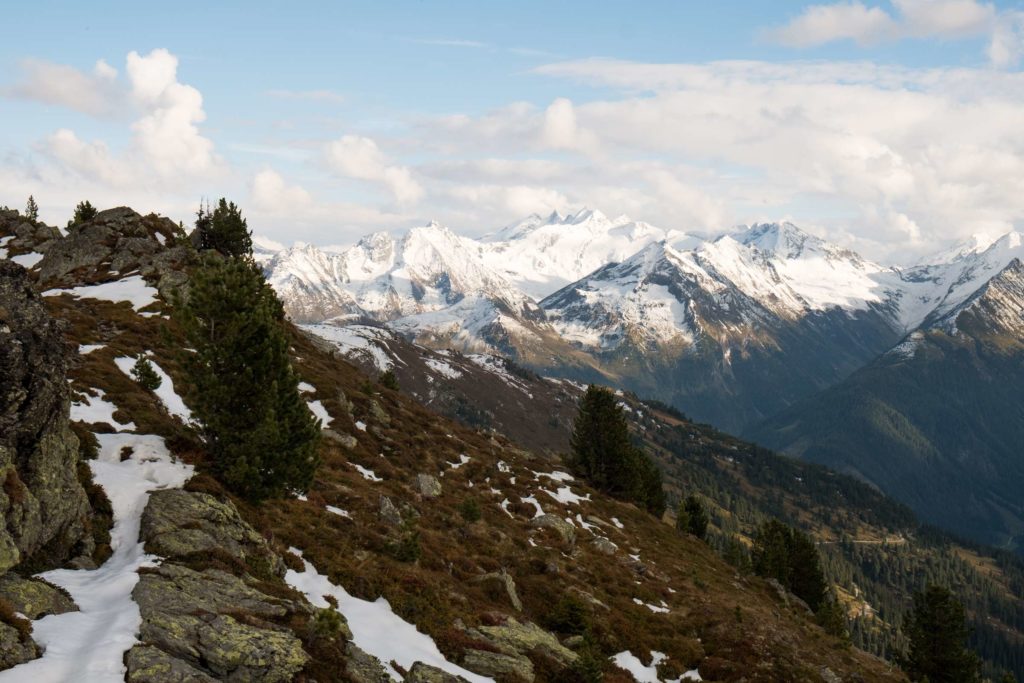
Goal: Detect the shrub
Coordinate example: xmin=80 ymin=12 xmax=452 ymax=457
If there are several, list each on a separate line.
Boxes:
xmin=459 ymin=497 xmax=482 ymax=523
xmin=379 ymin=369 xmax=400 ymax=391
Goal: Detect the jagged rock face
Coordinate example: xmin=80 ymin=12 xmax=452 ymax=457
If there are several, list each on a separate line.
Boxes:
xmin=0 ymin=209 xmax=62 ymax=255
xmin=35 ymin=206 xmax=192 ymax=300
xmin=0 ymin=260 xmax=91 ymax=574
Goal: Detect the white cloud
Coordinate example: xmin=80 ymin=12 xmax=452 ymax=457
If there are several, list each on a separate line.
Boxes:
xmin=325 ymin=135 xmax=424 ymax=204
xmin=767 ymin=0 xmax=1015 ymax=67
xmin=768 ymin=2 xmax=898 ymax=47
xmin=33 ymin=49 xmax=223 ymax=187
xmin=6 ymin=58 xmax=121 ymax=116
xmin=251 ymin=169 xmax=313 ymax=213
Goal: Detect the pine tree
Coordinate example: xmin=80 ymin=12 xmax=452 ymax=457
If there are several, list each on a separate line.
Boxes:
xmin=788 ymin=528 xmax=828 ymax=612
xmin=131 ymin=354 xmax=162 ymax=392
xmin=194 ymin=198 xmax=252 ymax=258
xmin=752 ymin=519 xmax=793 ymax=587
xmin=816 ymin=594 xmax=849 ymax=642
xmin=569 ymin=385 xmax=665 ymax=515
xmin=379 ymin=368 xmax=400 ymax=391
xmin=683 ymin=494 xmax=709 ymax=540
xmin=25 ymin=195 xmax=38 ymax=221
xmin=175 ymin=254 xmax=320 ymax=500
xmin=68 ymin=200 xmax=97 ymax=227
xmin=903 ymin=585 xmax=981 ymax=682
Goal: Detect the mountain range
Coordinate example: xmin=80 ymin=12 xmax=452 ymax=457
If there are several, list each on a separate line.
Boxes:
xmin=259 ymin=209 xmax=1024 ymax=553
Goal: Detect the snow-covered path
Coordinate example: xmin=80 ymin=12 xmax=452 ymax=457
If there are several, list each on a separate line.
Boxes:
xmin=0 ymin=434 xmax=193 ymax=683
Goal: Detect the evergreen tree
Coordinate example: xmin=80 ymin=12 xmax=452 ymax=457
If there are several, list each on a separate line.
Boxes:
xmin=752 ymin=518 xmax=793 ymax=587
xmin=683 ymin=494 xmax=709 ymax=540
xmin=569 ymin=385 xmax=664 ymax=515
xmin=788 ymin=528 xmax=828 ymax=612
xmin=195 ymin=198 xmax=252 ymax=258
xmin=675 ymin=500 xmax=690 ymax=534
xmin=175 ymin=254 xmax=320 ymax=501
xmin=816 ymin=594 xmax=850 ymax=642
xmin=903 ymin=585 xmax=981 ymax=682
xmin=131 ymin=354 xmax=162 ymax=392
xmin=68 ymin=200 xmax=97 ymax=226
xmin=379 ymin=368 xmax=400 ymax=391
xmin=25 ymin=195 xmax=38 ymax=221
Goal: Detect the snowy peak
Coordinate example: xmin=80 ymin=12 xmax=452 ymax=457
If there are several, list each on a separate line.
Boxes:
xmin=735 ymin=222 xmax=825 ymax=259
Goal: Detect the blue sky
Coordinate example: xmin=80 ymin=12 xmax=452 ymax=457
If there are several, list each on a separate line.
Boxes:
xmin=2 ymin=1 xmax=1023 ymax=258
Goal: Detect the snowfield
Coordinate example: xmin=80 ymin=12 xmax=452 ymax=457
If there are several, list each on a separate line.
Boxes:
xmin=0 ymin=434 xmax=193 ymax=683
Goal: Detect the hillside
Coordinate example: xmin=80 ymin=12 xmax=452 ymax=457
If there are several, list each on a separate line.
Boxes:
xmin=0 ymin=206 xmax=915 ymax=681
xmin=750 ymin=259 xmax=1024 ymax=555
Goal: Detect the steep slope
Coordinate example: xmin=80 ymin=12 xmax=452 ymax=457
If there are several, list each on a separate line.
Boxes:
xmin=540 ymin=224 xmax=904 ymax=432
xmin=751 ymin=258 xmax=1024 ymax=554
xmin=0 ymin=204 xmax=910 ymax=681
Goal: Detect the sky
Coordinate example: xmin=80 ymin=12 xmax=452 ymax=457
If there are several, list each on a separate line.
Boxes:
xmin=1 ymin=0 xmax=1023 ymax=260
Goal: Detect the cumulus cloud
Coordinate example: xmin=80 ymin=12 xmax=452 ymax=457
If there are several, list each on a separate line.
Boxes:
xmin=325 ymin=135 xmax=424 ymax=204
xmin=251 ymin=169 xmax=313 ymax=213
xmin=6 ymin=58 xmax=121 ymax=116
xmin=768 ymin=2 xmax=899 ymax=47
xmin=27 ymin=49 xmax=223 ymax=188
xmin=766 ymin=0 xmax=1019 ymax=67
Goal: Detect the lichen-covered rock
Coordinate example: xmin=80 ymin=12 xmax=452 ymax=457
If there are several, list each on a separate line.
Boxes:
xmin=140 ymin=489 xmax=285 ymax=577
xmin=196 ymin=614 xmax=308 ymax=682
xmin=344 ymin=642 xmax=392 ymax=683
xmin=461 ymin=649 xmax=534 ymax=682
xmin=323 ymin=429 xmax=358 ymax=449
xmin=415 ymin=473 xmax=442 ymax=498
xmin=0 ymin=574 xmax=77 ymax=619
xmin=0 ymin=620 xmax=38 ymax=670
xmin=405 ymin=661 xmax=470 ymax=682
xmin=0 ymin=260 xmax=91 ymax=575
xmin=471 ymin=570 xmax=522 ymax=611
xmin=529 ymin=514 xmax=576 ymax=545
xmin=458 ymin=616 xmax=578 ymax=681
xmin=368 ymin=399 xmax=391 ymax=425
xmin=125 ymin=645 xmax=216 ymax=682
xmin=590 ymin=536 xmax=617 ymax=555
xmin=133 ymin=564 xmax=299 ymax=622
xmin=379 ymin=495 xmax=404 ymax=527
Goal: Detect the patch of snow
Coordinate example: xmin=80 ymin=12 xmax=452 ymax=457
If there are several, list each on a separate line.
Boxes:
xmin=298 ymin=381 xmax=316 ymax=393
xmin=113 ymin=356 xmax=192 ymax=423
xmin=499 ymin=499 xmax=515 ymax=518
xmin=11 ymin=252 xmax=43 ymax=268
xmin=496 ymin=460 xmax=511 ymax=474
xmin=78 ymin=344 xmax=105 ymax=355
xmin=542 ymin=486 xmax=590 ymax=506
xmin=575 ymin=514 xmax=599 ymax=533
xmin=0 ymin=434 xmax=192 ymax=683
xmin=43 ymin=275 xmax=159 ymax=312
xmin=521 ymin=495 xmax=544 ymax=518
xmin=355 ymin=420 xmax=367 ymax=432
xmin=533 ymin=470 xmax=574 ymax=482
xmin=285 ymin=550 xmax=493 ymax=682
xmin=447 ymin=453 xmax=471 ymax=469
xmin=326 ymin=505 xmax=351 ymax=518
xmin=352 ymin=463 xmax=382 ymax=482
xmin=611 ymin=517 xmax=625 ymax=529
xmin=301 ymin=323 xmax=396 ymax=372
xmin=611 ymin=650 xmax=700 ymax=682
xmin=307 ymin=400 xmax=333 ymax=426
xmin=424 ymin=357 xmax=463 ymax=379
xmin=70 ymin=389 xmax=136 ymax=432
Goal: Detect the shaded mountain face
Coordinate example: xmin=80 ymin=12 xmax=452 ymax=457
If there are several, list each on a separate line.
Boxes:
xmin=751 ymin=259 xmax=1024 ymax=552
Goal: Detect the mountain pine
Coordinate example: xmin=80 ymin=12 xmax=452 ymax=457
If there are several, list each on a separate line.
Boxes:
xmin=131 ymin=354 xmax=162 ymax=392
xmin=25 ymin=195 xmax=38 ymax=221
xmin=569 ymin=385 xmax=665 ymax=516
xmin=68 ymin=200 xmax=97 ymax=226
xmin=195 ymin=198 xmax=253 ymax=258
xmin=903 ymin=585 xmax=981 ymax=682
xmin=175 ymin=254 xmax=320 ymax=501
xmin=679 ymin=494 xmax=709 ymax=540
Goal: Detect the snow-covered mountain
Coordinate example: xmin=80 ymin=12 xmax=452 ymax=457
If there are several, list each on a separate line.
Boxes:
xmin=477 ymin=208 xmax=682 ymax=299
xmin=261 ymin=210 xmax=1024 ymax=431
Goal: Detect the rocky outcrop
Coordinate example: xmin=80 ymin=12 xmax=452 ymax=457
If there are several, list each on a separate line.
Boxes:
xmin=128 ymin=489 xmax=310 ymax=682
xmin=458 ymin=616 xmax=578 ymax=682
xmin=0 ymin=209 xmax=62 ymax=256
xmin=0 ymin=260 xmax=92 ymax=575
xmin=405 ymin=662 xmax=470 ymax=682
xmin=0 ymin=574 xmax=77 ymax=619
xmin=529 ymin=514 xmax=576 ymax=545
xmin=139 ymin=489 xmax=285 ymax=577
xmin=35 ymin=207 xmax=192 ymax=300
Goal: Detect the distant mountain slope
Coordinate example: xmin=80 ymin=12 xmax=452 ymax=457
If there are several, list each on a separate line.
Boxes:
xmin=750 ymin=259 xmax=1024 ymax=553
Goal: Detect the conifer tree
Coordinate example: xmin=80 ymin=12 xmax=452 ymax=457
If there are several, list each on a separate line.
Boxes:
xmin=682 ymin=494 xmax=709 ymax=540
xmin=569 ymin=385 xmax=665 ymax=515
xmin=194 ymin=198 xmax=252 ymax=258
xmin=903 ymin=585 xmax=981 ymax=682
xmin=131 ymin=354 xmax=162 ymax=392
xmin=175 ymin=254 xmax=320 ymax=501
xmin=68 ymin=200 xmax=97 ymax=226
xmin=25 ymin=195 xmax=38 ymax=221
